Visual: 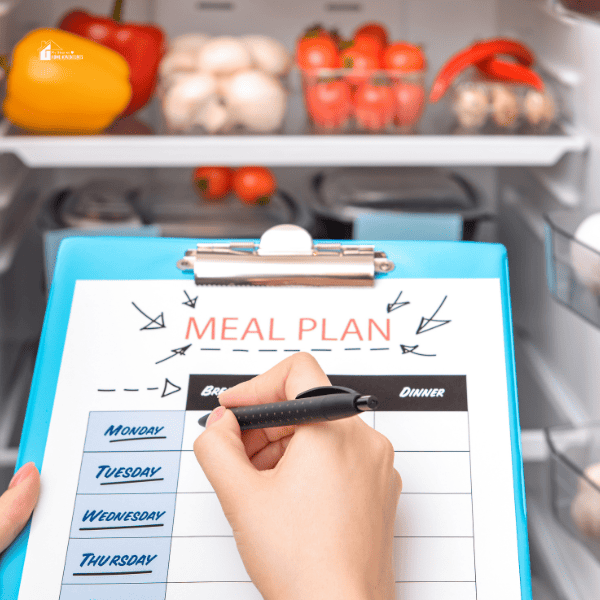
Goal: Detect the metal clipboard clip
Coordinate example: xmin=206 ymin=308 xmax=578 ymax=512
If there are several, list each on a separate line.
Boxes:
xmin=177 ymin=224 xmax=395 ymax=286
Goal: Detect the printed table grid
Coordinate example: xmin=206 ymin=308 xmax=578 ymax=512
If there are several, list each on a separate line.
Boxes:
xmin=60 ymin=380 xmax=475 ymax=600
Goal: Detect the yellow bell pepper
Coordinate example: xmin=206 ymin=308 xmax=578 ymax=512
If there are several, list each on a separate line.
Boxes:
xmin=3 ymin=28 xmax=131 ymax=134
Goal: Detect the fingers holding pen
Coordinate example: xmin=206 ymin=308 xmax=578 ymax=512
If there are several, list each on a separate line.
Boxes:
xmin=218 ymin=353 xmax=331 ymax=462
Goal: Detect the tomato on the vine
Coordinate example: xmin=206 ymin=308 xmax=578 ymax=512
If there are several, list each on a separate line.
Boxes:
xmin=192 ymin=166 xmax=233 ymax=201
xmin=232 ymin=167 xmax=277 ymax=206
xmin=383 ymin=42 xmax=426 ymax=72
xmin=305 ymin=79 xmax=353 ymax=130
xmin=354 ymin=80 xmax=395 ymax=131
xmin=354 ymin=22 xmax=388 ymax=48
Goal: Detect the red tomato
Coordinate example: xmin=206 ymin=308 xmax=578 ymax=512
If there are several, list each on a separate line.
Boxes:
xmin=392 ymin=81 xmax=425 ymax=127
xmin=305 ymin=80 xmax=353 ymax=130
xmin=297 ymin=35 xmax=340 ymax=71
xmin=353 ymin=33 xmax=385 ymax=56
xmin=383 ymin=42 xmax=426 ymax=72
xmin=354 ymin=22 xmax=388 ymax=47
xmin=354 ymin=82 xmax=395 ymax=131
xmin=233 ymin=167 xmax=277 ymax=206
xmin=341 ymin=46 xmax=381 ymax=85
xmin=192 ymin=167 xmax=233 ymax=201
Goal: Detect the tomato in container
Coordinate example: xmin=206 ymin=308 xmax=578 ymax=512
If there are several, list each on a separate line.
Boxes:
xmin=383 ymin=42 xmax=426 ymax=72
xmin=353 ymin=22 xmax=389 ymax=48
xmin=297 ymin=20 xmax=426 ymax=133
xmin=392 ymin=80 xmax=425 ymax=128
xmin=296 ymin=31 xmax=340 ymax=71
xmin=354 ymin=79 xmax=396 ymax=132
xmin=340 ymin=45 xmax=381 ymax=86
xmin=305 ymin=78 xmax=353 ymax=131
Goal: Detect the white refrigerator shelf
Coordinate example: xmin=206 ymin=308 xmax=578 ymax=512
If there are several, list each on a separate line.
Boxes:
xmin=0 ymin=124 xmax=588 ymax=168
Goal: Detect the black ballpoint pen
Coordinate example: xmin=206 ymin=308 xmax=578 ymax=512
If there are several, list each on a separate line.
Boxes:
xmin=198 ymin=385 xmax=378 ymax=431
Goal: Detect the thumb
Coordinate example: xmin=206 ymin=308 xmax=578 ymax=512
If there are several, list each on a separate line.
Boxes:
xmin=193 ymin=407 xmax=260 ymax=502
xmin=0 ymin=462 xmax=40 ymax=554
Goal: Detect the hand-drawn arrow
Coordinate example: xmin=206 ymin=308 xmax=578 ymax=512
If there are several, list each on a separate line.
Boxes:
xmin=161 ymin=378 xmax=181 ymax=397
xmin=155 ymin=344 xmax=192 ymax=365
xmin=132 ymin=302 xmax=165 ymax=330
xmin=387 ymin=290 xmax=410 ymax=313
xmin=400 ymin=344 xmax=436 ymax=357
xmin=416 ymin=296 xmax=451 ymax=335
xmin=182 ymin=291 xmax=197 ymax=309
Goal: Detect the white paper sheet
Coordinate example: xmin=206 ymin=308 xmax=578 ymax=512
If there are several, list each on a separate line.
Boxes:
xmin=16 ymin=278 xmax=521 ymax=600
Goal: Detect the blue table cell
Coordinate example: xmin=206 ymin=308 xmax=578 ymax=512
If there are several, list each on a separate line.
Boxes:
xmin=77 ymin=452 xmax=181 ymax=494
xmin=84 ymin=411 xmax=185 ymax=452
xmin=70 ymin=493 xmax=176 ymax=538
xmin=62 ymin=538 xmax=171 ymax=585
xmin=60 ymin=583 xmax=166 ymax=600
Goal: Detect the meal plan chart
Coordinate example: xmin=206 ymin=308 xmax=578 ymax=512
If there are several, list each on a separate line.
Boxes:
xmin=17 ymin=278 xmax=523 ymax=600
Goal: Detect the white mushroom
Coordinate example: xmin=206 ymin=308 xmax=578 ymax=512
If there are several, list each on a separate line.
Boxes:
xmin=159 ymin=49 xmax=198 ymax=87
xmin=222 ymin=69 xmax=287 ymax=133
xmin=162 ymin=72 xmax=218 ymax=132
xmin=524 ymin=90 xmax=556 ymax=128
xmin=197 ymin=36 xmax=254 ymax=75
xmin=490 ymin=84 xmax=520 ymax=129
xmin=194 ymin=98 xmax=231 ymax=133
xmin=170 ymin=33 xmax=210 ymax=53
xmin=243 ymin=35 xmax=292 ymax=77
xmin=453 ymin=83 xmax=489 ymax=130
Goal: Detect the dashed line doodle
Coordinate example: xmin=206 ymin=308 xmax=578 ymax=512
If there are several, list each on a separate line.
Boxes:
xmin=387 ymin=290 xmax=410 ymax=313
xmin=182 ymin=291 xmax=197 ymax=309
xmin=400 ymin=344 xmax=436 ymax=357
xmin=155 ymin=344 xmax=192 ymax=365
xmin=132 ymin=302 xmax=166 ymax=330
xmin=416 ymin=296 xmax=451 ymax=335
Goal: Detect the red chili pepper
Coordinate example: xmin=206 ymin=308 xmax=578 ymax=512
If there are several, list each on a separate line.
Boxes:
xmin=429 ymin=38 xmax=535 ymax=102
xmin=476 ymin=58 xmax=544 ymax=91
xmin=59 ymin=0 xmax=166 ymax=117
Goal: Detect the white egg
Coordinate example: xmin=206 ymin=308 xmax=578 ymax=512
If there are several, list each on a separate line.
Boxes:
xmin=490 ymin=84 xmax=520 ymax=129
xmin=524 ymin=90 xmax=556 ymax=128
xmin=571 ymin=213 xmax=600 ymax=295
xmin=571 ymin=463 xmax=600 ymax=539
xmin=453 ymin=83 xmax=489 ymax=130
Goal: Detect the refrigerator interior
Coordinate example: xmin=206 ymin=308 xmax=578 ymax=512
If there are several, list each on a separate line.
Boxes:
xmin=1 ymin=0 xmax=600 ymax=597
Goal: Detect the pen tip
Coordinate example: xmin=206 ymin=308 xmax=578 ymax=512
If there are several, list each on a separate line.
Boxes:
xmin=198 ymin=414 xmax=209 ymax=427
xmin=356 ymin=395 xmax=378 ymax=411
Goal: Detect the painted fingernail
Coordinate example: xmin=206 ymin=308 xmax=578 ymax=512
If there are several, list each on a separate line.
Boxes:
xmin=9 ymin=462 xmax=33 ymax=489
xmin=206 ymin=406 xmax=226 ymax=427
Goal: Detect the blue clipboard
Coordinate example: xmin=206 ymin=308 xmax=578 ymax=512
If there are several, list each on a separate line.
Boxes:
xmin=0 ymin=235 xmax=531 ymax=600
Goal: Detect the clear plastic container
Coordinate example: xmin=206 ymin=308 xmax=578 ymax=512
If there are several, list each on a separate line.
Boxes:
xmin=301 ymin=69 xmax=426 ymax=134
xmin=449 ymin=70 xmax=558 ymax=134
xmin=546 ymin=423 xmax=600 ymax=563
xmin=545 ymin=209 xmax=600 ymax=329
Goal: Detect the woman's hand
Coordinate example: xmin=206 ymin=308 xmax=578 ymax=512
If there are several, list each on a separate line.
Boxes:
xmin=0 ymin=462 xmax=40 ymax=554
xmin=194 ymin=353 xmax=402 ymax=600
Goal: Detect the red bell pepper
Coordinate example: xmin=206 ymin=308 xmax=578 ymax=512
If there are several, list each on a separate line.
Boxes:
xmin=59 ymin=0 xmax=166 ymax=117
